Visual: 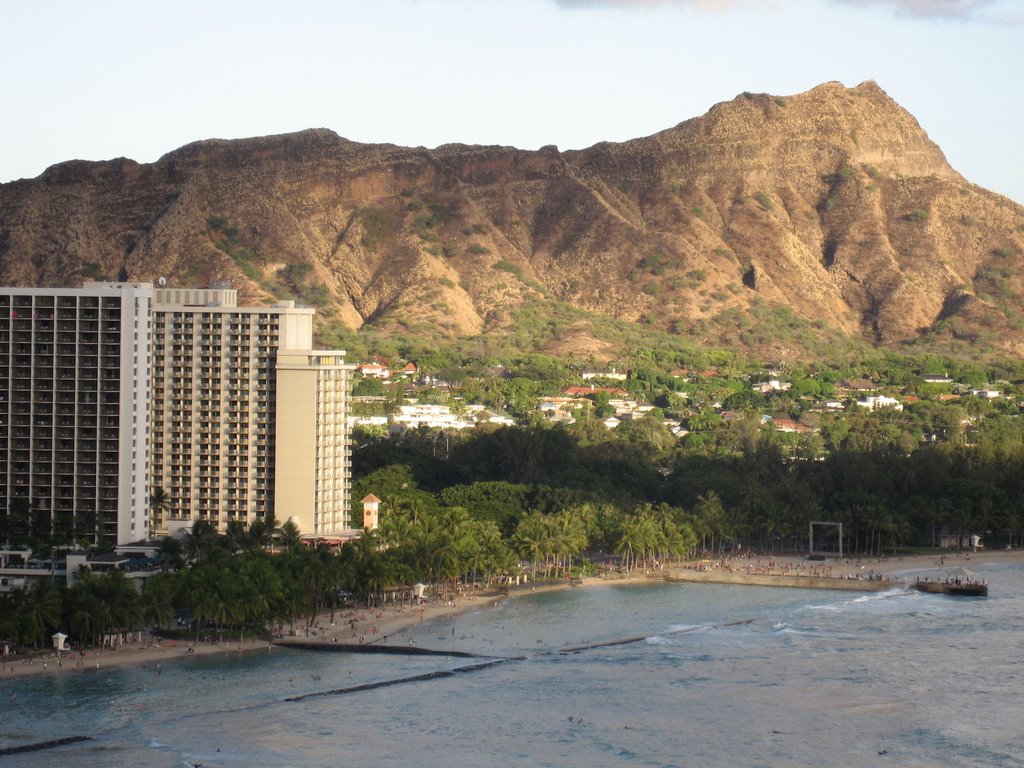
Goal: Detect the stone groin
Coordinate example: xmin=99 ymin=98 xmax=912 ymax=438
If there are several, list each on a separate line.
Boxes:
xmin=272 ymin=639 xmax=486 ymax=657
xmin=0 ymin=735 xmax=92 ymax=757
xmin=665 ymin=569 xmax=903 ymax=592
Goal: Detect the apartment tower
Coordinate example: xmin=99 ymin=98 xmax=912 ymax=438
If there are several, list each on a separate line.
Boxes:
xmin=0 ymin=283 xmax=152 ymax=547
xmin=275 ymin=352 xmax=353 ymax=536
xmin=149 ymin=286 xmax=354 ymax=537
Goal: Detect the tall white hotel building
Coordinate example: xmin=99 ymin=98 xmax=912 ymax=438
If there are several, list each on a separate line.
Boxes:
xmin=0 ymin=281 xmax=353 ymax=547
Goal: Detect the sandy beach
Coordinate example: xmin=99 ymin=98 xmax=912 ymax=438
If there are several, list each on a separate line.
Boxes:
xmin=3 ymin=547 xmax=1019 ymax=681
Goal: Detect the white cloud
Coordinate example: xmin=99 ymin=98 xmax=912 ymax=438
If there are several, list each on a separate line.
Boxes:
xmin=552 ymin=0 xmax=1019 ymax=22
xmin=553 ymin=0 xmax=745 ymax=9
xmin=832 ymin=0 xmax=1018 ymax=22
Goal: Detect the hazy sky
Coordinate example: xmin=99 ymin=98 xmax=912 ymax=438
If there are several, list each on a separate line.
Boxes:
xmin=2 ymin=0 xmax=1021 ymax=203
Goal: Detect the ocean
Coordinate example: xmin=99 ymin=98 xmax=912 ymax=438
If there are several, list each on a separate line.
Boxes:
xmin=2 ymin=560 xmax=1022 ymax=767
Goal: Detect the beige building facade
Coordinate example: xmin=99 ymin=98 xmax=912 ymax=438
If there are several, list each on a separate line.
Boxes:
xmin=274 ymin=351 xmax=354 ymax=536
xmin=149 ymin=287 xmax=354 ymax=537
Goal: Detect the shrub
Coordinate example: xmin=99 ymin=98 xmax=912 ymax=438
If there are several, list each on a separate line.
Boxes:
xmin=863 ymin=164 xmax=883 ymax=180
xmin=467 ymin=243 xmax=490 ymax=255
xmin=279 ymin=262 xmax=312 ymax=285
xmin=414 ymin=203 xmax=449 ymax=242
xmin=687 ymin=269 xmax=707 ymax=283
xmin=755 ymin=192 xmax=774 ymax=211
xmin=905 ymin=209 xmax=930 ymax=222
xmin=303 ymin=283 xmax=332 ymax=306
xmin=643 ymin=282 xmax=662 ymax=296
xmin=493 ymin=260 xmax=524 ymax=279
xmin=360 ymin=206 xmax=394 ymax=249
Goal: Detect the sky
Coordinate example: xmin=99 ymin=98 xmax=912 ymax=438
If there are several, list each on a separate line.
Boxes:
xmin=2 ymin=0 xmax=1022 ymax=203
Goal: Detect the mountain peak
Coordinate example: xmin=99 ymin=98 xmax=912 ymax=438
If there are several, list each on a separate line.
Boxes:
xmin=1 ymin=82 xmax=1021 ymax=359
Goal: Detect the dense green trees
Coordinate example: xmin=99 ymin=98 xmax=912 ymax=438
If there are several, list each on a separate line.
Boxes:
xmin=7 ymin=389 xmax=1024 ymax=653
xmin=354 ymin=408 xmax=1024 ymax=560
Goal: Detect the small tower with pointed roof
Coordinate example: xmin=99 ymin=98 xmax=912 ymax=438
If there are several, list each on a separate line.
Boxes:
xmin=362 ymin=494 xmax=382 ymax=531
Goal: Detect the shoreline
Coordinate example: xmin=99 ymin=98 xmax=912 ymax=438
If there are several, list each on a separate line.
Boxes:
xmin=3 ymin=549 xmax=1018 ymax=681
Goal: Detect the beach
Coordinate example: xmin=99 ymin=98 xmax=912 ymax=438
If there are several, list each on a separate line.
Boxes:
xmin=1 ymin=547 xmax=1015 ymax=682
xmin=3 ymin=552 xmax=1023 ymax=766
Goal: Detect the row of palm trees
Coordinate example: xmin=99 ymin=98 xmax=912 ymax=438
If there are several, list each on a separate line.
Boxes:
xmin=0 ymin=500 xmax=705 ymax=651
xmin=0 ymin=547 xmax=352 ymax=652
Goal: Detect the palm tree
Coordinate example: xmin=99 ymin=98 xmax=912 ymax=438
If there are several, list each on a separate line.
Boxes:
xmin=224 ymin=520 xmax=249 ymax=554
xmin=618 ymin=517 xmax=641 ymax=572
xmin=696 ymin=490 xmax=725 ymax=554
xmin=758 ymin=501 xmax=789 ymax=554
xmin=278 ymin=520 xmax=303 ymax=553
xmin=239 ymin=554 xmax=285 ymax=628
xmin=148 ymin=488 xmax=171 ymax=538
xmin=232 ymin=569 xmax=267 ymax=646
xmin=19 ymin=579 xmax=62 ymax=648
xmin=247 ymin=519 xmax=271 ymax=553
xmin=184 ymin=520 xmax=220 ymax=564
xmin=141 ymin=572 xmax=176 ymax=631
xmin=158 ymin=536 xmax=185 ymax=571
xmin=513 ymin=511 xmax=549 ymax=578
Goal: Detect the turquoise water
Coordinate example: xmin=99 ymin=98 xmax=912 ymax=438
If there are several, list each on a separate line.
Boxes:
xmin=3 ymin=561 xmax=1023 ymax=767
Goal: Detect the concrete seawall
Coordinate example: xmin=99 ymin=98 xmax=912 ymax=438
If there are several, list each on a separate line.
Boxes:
xmin=665 ymin=569 xmax=904 ymax=592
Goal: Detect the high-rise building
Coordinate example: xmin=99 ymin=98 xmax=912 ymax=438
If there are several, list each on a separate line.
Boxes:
xmin=0 ymin=283 xmax=152 ymax=547
xmin=148 ymin=287 xmax=354 ymax=537
xmin=275 ymin=351 xmax=353 ymax=537
xmin=0 ymin=281 xmax=355 ymax=548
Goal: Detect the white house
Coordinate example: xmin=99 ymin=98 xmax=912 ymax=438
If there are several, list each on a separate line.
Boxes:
xmin=969 ymin=389 xmax=1001 ymax=399
xmin=357 ymin=363 xmax=390 ymax=379
xmin=582 ymin=369 xmax=627 ymax=381
xmin=855 ymin=395 xmax=904 ymax=412
xmin=390 ymin=404 xmax=475 ymax=431
xmin=751 ymin=379 xmax=791 ymax=393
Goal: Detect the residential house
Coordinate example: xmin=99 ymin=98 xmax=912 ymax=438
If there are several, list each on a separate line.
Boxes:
xmin=581 ymin=369 xmax=627 ymax=381
xmin=390 ymin=404 xmax=475 ymax=431
xmin=751 ymin=379 xmax=791 ymax=393
xmin=769 ymin=418 xmax=812 ymax=433
xmin=563 ymin=385 xmax=629 ymax=397
xmin=357 ymin=363 xmax=390 ymax=379
xmin=969 ymin=389 xmax=1001 ymax=399
xmin=855 ymin=395 xmax=904 ymax=412
xmin=836 ymin=378 xmax=876 ymax=395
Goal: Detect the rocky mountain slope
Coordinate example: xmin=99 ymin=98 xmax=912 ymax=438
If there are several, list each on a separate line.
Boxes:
xmin=2 ymin=80 xmax=1023 ymax=360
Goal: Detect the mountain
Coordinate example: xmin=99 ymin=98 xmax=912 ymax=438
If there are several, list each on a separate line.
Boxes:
xmin=2 ymin=80 xmax=1023 ymax=361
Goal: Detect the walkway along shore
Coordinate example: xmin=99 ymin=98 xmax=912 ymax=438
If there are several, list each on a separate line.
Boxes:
xmin=665 ymin=567 xmax=988 ymax=596
xmin=664 ymin=568 xmax=902 ymax=592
